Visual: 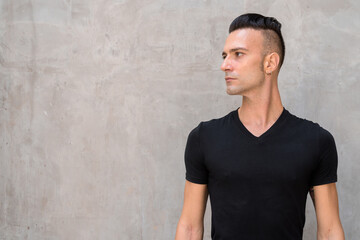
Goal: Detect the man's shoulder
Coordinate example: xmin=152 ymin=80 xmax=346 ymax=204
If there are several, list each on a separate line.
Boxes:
xmin=287 ymin=110 xmax=335 ymax=140
xmin=199 ymin=109 xmax=235 ymax=129
xmin=188 ymin=109 xmax=235 ymax=135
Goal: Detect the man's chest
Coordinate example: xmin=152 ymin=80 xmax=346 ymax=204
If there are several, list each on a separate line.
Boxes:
xmin=203 ymin=138 xmax=318 ymax=188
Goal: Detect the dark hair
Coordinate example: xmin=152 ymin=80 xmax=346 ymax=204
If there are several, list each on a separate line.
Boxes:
xmin=229 ymin=13 xmax=285 ymax=68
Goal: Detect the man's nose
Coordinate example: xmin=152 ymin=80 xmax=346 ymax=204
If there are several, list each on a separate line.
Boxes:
xmin=220 ymin=57 xmax=232 ymax=72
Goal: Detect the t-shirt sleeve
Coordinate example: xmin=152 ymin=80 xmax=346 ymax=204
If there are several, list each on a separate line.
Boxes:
xmin=184 ymin=122 xmax=208 ymax=184
xmin=310 ymin=125 xmax=338 ymax=186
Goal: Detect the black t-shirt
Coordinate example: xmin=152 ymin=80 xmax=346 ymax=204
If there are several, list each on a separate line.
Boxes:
xmin=184 ymin=106 xmax=338 ymax=240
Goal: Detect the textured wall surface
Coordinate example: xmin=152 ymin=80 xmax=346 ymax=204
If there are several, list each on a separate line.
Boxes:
xmin=0 ymin=0 xmax=359 ymax=239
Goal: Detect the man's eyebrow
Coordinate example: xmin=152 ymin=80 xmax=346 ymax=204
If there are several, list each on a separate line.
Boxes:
xmin=222 ymin=47 xmax=249 ymax=56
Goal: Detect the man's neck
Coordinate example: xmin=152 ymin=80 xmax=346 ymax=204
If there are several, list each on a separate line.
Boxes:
xmin=238 ymin=86 xmax=283 ymax=129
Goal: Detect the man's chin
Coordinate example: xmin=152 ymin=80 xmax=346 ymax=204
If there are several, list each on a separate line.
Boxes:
xmin=226 ymin=88 xmax=243 ymax=96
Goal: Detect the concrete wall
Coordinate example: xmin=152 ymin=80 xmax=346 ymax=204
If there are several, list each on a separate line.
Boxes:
xmin=0 ymin=0 xmax=358 ymax=239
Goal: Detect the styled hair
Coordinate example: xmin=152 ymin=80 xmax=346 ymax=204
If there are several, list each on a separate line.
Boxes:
xmin=229 ymin=13 xmax=285 ymax=69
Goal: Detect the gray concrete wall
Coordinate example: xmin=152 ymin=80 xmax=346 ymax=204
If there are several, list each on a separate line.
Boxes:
xmin=0 ymin=0 xmax=358 ymax=239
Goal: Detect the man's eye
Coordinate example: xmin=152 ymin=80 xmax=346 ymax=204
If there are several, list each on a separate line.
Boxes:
xmin=222 ymin=55 xmax=226 ymax=59
xmin=235 ymin=52 xmax=243 ymax=56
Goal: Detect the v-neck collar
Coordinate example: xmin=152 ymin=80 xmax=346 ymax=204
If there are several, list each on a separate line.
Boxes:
xmin=232 ymin=106 xmax=289 ymax=144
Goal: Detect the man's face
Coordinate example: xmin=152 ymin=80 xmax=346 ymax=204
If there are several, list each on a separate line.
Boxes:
xmin=221 ymin=28 xmax=266 ymax=96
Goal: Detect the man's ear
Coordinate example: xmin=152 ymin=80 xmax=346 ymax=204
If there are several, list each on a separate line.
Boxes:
xmin=264 ymin=52 xmax=280 ymax=74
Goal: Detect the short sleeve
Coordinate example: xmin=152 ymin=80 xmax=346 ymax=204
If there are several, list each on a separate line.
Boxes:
xmin=184 ymin=122 xmax=208 ymax=184
xmin=310 ymin=126 xmax=338 ymax=186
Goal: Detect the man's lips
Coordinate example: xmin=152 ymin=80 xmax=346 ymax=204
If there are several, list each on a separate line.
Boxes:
xmin=225 ymin=77 xmax=236 ymax=81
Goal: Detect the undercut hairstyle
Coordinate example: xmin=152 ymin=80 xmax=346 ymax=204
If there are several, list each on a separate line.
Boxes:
xmin=229 ymin=13 xmax=285 ymax=69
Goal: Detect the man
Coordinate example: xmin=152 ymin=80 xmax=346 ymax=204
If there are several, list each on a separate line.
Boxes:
xmin=175 ymin=13 xmax=345 ymax=240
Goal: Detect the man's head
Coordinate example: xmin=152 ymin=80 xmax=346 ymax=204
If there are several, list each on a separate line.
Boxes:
xmin=229 ymin=13 xmax=285 ymax=69
xmin=221 ymin=13 xmax=285 ymax=96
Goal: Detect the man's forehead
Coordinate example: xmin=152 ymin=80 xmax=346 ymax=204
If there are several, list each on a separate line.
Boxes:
xmin=223 ymin=28 xmax=264 ymax=52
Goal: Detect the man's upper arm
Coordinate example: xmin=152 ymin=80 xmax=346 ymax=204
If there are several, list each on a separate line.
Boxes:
xmin=184 ymin=122 xmax=209 ymax=184
xmin=179 ymin=180 xmax=208 ymax=226
xmin=311 ymin=183 xmax=344 ymax=238
xmin=177 ymin=122 xmax=209 ymax=237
